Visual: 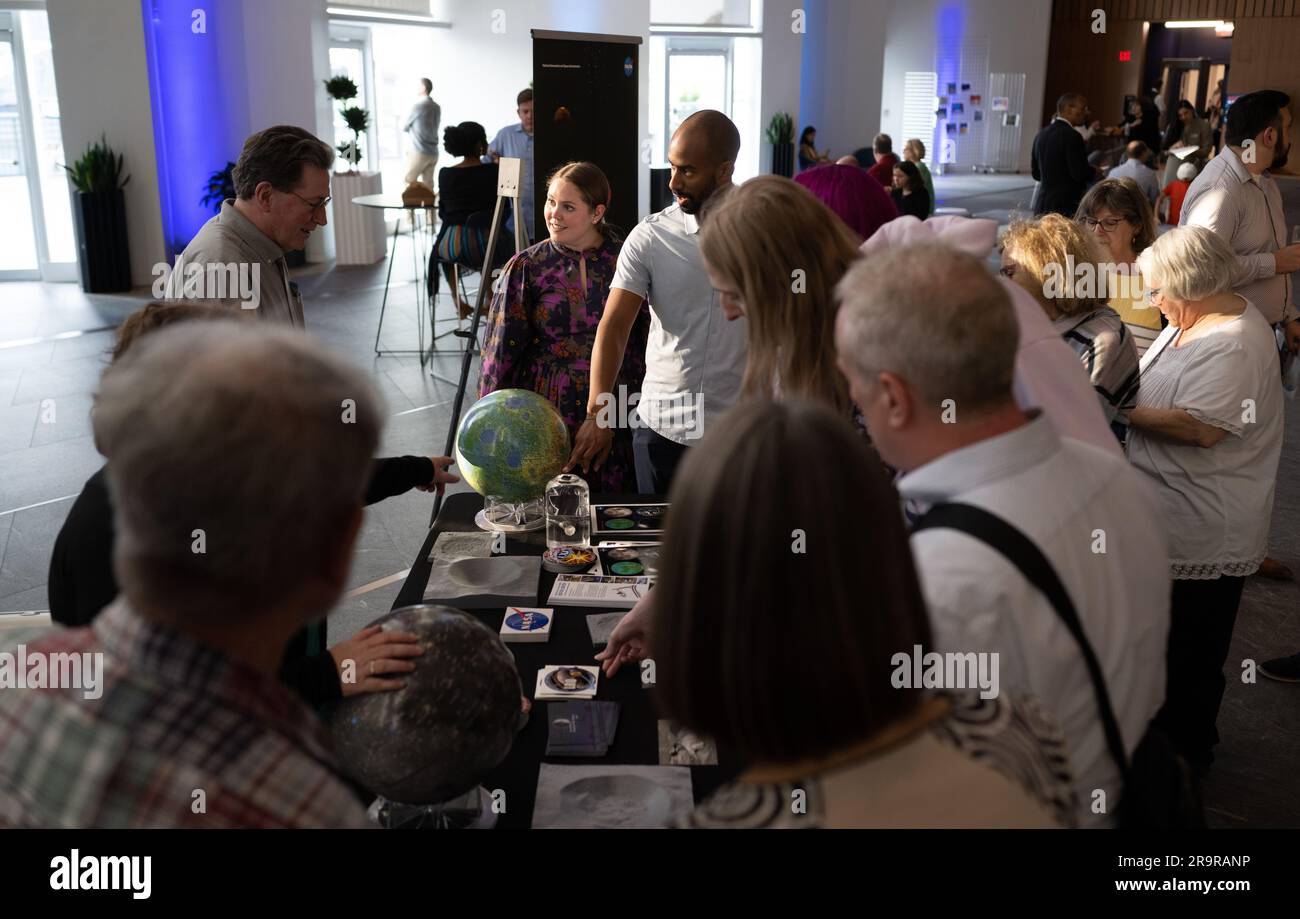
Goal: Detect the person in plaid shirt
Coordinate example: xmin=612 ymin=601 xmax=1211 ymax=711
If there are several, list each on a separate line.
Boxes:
xmin=0 ymin=322 xmax=382 ymax=828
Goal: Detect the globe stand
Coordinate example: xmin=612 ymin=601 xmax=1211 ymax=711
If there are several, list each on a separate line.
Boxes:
xmin=367 ymin=786 xmax=498 ymax=829
xmin=475 ymin=495 xmax=545 ymax=532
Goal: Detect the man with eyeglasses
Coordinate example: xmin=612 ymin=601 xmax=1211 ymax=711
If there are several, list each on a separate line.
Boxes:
xmin=165 ymin=125 xmax=334 ymax=327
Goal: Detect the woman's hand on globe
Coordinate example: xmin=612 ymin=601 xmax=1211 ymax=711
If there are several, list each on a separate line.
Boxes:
xmin=565 ymin=417 xmax=614 ymax=473
xmin=329 ymin=625 xmax=424 ymax=696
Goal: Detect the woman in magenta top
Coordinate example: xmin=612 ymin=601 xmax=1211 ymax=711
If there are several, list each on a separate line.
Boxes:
xmin=479 ymin=162 xmax=650 ymax=493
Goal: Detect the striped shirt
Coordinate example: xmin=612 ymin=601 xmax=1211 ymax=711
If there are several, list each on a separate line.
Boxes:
xmin=0 ymin=600 xmax=369 ymax=828
xmin=1054 ymin=306 xmax=1140 ymax=427
xmin=1109 ymin=291 xmax=1163 ymax=359
xmin=682 ymin=691 xmax=1077 ymax=829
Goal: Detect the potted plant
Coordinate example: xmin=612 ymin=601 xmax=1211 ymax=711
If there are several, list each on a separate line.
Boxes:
xmin=201 ymin=161 xmax=236 ymax=213
xmin=64 ymin=135 xmax=132 ymax=292
xmin=323 ymin=75 xmax=385 ymax=264
xmin=324 ymin=75 xmax=371 ymax=171
xmin=767 ymin=112 xmax=795 ymax=178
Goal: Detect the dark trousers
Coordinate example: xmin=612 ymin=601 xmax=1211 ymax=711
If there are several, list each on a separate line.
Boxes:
xmin=1155 ymin=575 xmax=1246 ymax=768
xmin=633 ymin=425 xmax=689 ymax=495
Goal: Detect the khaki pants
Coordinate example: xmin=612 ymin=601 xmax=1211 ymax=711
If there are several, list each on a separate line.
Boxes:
xmin=404 ymin=151 xmax=438 ymax=186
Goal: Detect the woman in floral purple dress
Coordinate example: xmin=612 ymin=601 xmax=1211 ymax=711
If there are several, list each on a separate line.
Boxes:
xmin=479 ymin=162 xmax=650 ymax=493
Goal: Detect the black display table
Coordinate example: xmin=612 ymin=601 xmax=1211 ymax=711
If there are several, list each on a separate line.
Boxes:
xmin=392 ymin=491 xmax=737 ymax=828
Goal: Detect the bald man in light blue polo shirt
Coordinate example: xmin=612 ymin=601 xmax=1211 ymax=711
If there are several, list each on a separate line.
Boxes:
xmin=566 ymin=111 xmax=748 ymax=494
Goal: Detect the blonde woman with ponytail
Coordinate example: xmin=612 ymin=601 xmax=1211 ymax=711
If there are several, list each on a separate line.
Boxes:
xmin=699 ymin=175 xmax=862 ymax=419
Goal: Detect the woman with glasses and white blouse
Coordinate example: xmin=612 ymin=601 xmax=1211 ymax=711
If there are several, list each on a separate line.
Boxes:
xmin=1127 ymin=225 xmax=1284 ymax=774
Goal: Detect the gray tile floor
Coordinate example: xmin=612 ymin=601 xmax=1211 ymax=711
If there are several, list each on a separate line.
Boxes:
xmin=0 ymin=226 xmax=482 ymax=636
xmin=1 ymin=177 xmax=1297 ymax=826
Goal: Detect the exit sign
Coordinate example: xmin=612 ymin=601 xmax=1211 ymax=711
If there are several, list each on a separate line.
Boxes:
xmin=1119 ymin=50 xmax=1132 ymax=61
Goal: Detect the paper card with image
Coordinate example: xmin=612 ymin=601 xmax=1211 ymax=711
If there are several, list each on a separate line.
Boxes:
xmin=500 ymin=606 xmax=553 ymax=643
xmin=535 ymin=664 xmax=600 ymax=701
xmin=591 ymin=503 xmax=668 ymax=536
xmin=594 ymin=542 xmax=661 ymax=579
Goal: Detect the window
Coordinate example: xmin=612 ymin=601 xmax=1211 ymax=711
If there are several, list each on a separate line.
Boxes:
xmin=0 ymin=10 xmax=73 ymax=280
xmin=328 ymin=29 xmax=378 ymax=172
xmin=328 ymin=19 xmax=444 ymax=193
xmin=650 ymin=0 xmax=761 ymax=30
xmin=649 ymin=3 xmax=763 ymax=183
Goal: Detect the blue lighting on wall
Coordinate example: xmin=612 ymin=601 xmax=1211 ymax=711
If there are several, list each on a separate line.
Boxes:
xmin=141 ymin=0 xmax=239 ymax=258
xmin=934 ymin=3 xmax=964 ymax=165
xmin=798 ymin=0 xmax=826 ymax=151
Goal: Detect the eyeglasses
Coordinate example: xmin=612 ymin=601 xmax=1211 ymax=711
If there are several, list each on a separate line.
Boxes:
xmin=1078 ymin=216 xmax=1124 ymax=232
xmin=287 ymin=190 xmax=331 ymax=213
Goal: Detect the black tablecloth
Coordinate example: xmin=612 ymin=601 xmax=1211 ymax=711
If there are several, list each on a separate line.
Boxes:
xmin=392 ymin=491 xmax=738 ymax=828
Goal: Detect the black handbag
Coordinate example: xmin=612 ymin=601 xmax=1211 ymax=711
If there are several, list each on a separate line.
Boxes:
xmin=913 ymin=502 xmax=1205 ymax=828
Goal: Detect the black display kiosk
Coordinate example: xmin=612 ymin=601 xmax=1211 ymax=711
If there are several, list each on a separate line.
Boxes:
xmin=530 ymin=29 xmax=643 ymax=235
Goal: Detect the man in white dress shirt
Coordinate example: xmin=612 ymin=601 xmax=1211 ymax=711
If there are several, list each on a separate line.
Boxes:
xmin=1181 ymin=90 xmax=1300 ymax=336
xmin=834 ymin=242 xmax=1171 ymax=827
xmin=566 ymin=110 xmax=748 ymax=494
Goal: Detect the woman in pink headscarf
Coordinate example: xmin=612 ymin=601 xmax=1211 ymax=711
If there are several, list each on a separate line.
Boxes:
xmin=794 ymin=160 xmax=898 ymax=241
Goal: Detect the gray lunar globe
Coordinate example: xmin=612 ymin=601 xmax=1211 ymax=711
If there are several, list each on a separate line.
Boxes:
xmin=329 ymin=605 xmax=522 ymax=805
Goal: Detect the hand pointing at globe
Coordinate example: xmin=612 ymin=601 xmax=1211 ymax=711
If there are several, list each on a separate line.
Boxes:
xmin=415 ymin=455 xmax=460 ymax=496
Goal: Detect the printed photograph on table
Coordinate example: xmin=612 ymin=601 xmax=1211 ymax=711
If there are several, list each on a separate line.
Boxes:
xmin=591 ymin=503 xmax=668 ymax=536
xmin=658 ymin=721 xmax=719 ymax=766
xmin=595 ymin=542 xmax=662 ymax=579
xmin=535 ymin=665 xmax=600 ymax=701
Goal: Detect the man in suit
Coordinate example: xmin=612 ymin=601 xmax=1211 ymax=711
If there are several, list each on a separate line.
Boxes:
xmin=1031 ymin=93 xmax=1096 ymax=216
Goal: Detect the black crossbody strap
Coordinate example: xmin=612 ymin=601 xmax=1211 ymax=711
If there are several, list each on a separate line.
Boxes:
xmin=912 ymin=502 xmax=1132 ymax=783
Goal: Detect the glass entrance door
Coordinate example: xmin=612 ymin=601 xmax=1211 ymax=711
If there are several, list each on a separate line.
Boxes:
xmin=0 ymin=10 xmax=76 ymax=282
xmin=0 ymin=24 xmax=38 ymax=276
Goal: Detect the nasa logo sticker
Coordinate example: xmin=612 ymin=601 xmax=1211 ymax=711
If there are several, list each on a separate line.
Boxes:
xmin=624 ymin=56 xmax=634 ymax=77
xmin=500 ymin=606 xmax=554 ymax=642
xmin=506 ymin=610 xmax=549 ymax=631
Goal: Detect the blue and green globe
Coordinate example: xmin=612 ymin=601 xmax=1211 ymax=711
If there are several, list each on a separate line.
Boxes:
xmin=454 ymin=389 xmax=571 ymax=502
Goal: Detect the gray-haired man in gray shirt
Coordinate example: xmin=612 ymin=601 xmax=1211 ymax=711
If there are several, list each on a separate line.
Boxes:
xmin=164 ymin=125 xmax=333 ymax=327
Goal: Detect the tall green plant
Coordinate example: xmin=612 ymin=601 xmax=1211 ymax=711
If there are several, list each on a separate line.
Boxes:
xmin=765 ymin=112 xmax=794 ymax=145
xmin=63 ymin=135 xmax=131 ymax=194
xmin=324 ymin=76 xmax=369 ymax=171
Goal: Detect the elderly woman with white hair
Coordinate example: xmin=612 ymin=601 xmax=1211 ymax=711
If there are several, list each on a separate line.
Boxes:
xmin=1127 ymin=224 xmax=1284 ymax=773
